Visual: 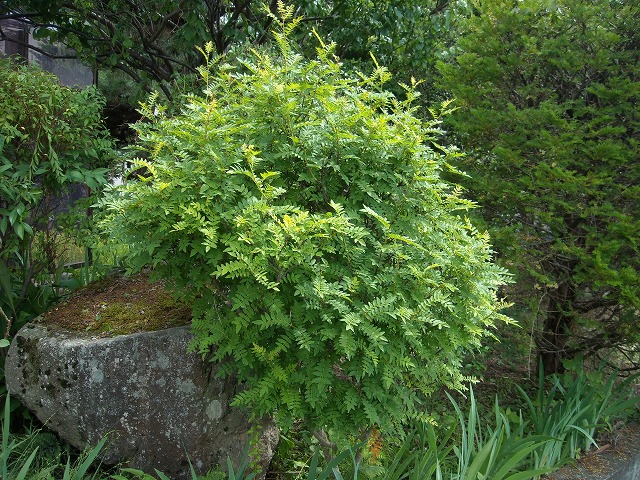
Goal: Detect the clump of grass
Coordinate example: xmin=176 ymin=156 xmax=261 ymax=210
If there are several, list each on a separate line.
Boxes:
xmin=518 ymin=362 xmax=640 ymax=474
xmin=1 ymin=394 xmax=107 ymax=479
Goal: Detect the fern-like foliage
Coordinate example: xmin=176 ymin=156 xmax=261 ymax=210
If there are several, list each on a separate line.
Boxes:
xmin=97 ymin=12 xmax=512 ymax=443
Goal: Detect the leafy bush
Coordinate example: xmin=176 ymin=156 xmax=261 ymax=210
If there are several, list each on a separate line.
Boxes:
xmin=0 ymin=58 xmax=113 ymax=250
xmin=98 ymin=8 xmax=510 ymax=446
xmin=0 ymin=57 xmax=114 ymax=333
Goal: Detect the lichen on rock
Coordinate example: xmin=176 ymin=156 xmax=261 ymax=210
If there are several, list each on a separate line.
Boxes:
xmin=5 ymin=323 xmax=278 ymax=478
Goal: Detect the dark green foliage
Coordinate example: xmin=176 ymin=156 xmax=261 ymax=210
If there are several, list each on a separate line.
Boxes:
xmin=98 ymin=10 xmax=510 ymax=441
xmin=438 ymin=0 xmax=640 ymax=373
xmin=3 ymin=0 xmax=456 ymax=103
xmin=300 ymin=0 xmax=454 ymax=100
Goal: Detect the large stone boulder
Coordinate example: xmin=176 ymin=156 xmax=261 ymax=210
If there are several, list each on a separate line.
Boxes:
xmin=5 ymin=323 xmax=278 ymax=479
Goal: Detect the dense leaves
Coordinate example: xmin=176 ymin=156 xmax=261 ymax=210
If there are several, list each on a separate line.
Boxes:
xmin=438 ymin=0 xmax=640 ymax=373
xmin=0 ymin=58 xmax=113 ymax=332
xmin=305 ymin=0 xmax=453 ymax=99
xmin=98 ymin=10 xmax=510 ymax=442
xmin=1 ymin=0 xmax=454 ymax=101
xmin=1 ymin=0 xmax=281 ymax=97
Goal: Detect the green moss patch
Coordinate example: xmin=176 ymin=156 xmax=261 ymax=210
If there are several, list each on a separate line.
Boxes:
xmin=43 ymin=271 xmax=191 ymax=336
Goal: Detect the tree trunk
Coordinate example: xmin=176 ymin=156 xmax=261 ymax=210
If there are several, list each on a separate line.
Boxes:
xmin=538 ymin=281 xmax=575 ymax=375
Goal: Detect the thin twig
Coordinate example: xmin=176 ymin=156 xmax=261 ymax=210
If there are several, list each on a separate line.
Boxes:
xmin=0 ymin=306 xmax=13 ymax=340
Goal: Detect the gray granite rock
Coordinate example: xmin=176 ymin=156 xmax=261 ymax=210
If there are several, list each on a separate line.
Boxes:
xmin=5 ymin=323 xmax=278 ymax=479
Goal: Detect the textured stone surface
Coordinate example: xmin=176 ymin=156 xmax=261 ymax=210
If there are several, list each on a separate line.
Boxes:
xmin=5 ymin=323 xmax=278 ymax=479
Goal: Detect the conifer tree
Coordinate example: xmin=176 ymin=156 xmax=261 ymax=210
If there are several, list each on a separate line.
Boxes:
xmin=438 ymin=0 xmax=640 ymax=373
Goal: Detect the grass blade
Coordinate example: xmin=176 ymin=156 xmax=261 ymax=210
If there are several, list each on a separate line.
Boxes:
xmin=14 ymin=446 xmax=38 ymax=480
xmin=154 ymin=468 xmax=172 ymax=480
xmin=1 ymin=394 xmax=11 ymax=479
xmin=73 ymin=435 xmax=108 ymax=478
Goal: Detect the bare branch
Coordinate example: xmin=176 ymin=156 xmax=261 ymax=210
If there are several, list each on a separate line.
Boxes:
xmin=0 ymin=12 xmax=43 ymax=21
xmin=148 ymin=0 xmax=189 ymax=44
xmin=0 ymin=306 xmax=13 ymax=340
xmin=312 ymin=429 xmax=337 ymax=463
xmin=354 ymin=427 xmax=373 ymax=466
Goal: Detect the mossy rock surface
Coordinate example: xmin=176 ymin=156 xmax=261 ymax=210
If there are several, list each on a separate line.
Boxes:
xmin=43 ymin=271 xmax=191 ymax=335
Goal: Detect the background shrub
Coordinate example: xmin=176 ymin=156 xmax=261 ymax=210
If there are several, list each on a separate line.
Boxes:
xmin=437 ymin=0 xmax=640 ymax=374
xmin=0 ymin=58 xmax=114 ymax=394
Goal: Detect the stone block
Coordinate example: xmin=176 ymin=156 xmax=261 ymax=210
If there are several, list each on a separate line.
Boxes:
xmin=5 ymin=323 xmax=278 ymax=479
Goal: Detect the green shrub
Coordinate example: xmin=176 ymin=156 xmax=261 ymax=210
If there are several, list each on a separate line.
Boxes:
xmin=98 ymin=9 xmax=511 ymax=446
xmin=0 ymin=58 xmax=113 ymax=254
xmin=0 ymin=57 xmax=114 ymax=330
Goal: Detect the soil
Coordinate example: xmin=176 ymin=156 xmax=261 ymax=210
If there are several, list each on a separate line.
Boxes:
xmin=41 ymin=270 xmax=192 ymax=336
xmin=545 ymin=422 xmax=640 ymax=479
